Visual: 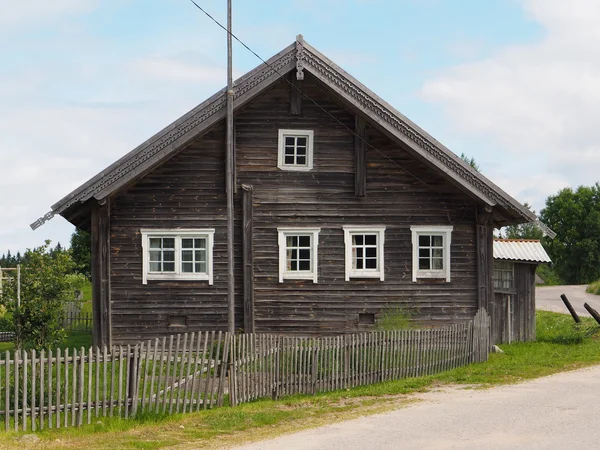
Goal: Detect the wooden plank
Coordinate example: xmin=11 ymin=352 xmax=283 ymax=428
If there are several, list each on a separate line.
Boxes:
xmin=217 ymin=332 xmax=230 ymax=407
xmin=48 ymin=349 xmax=53 ymax=429
xmin=148 ymin=338 xmax=159 ymax=413
xmin=209 ymin=332 xmax=222 ymax=408
xmin=87 ymin=348 xmax=92 ymax=425
xmin=117 ymin=346 xmax=124 ymax=417
xmin=175 ymin=334 xmax=188 ymax=413
xmin=96 ymin=346 xmax=100 ymax=418
xmin=22 ymin=351 xmax=27 ymax=431
xmin=156 ymin=337 xmax=167 ymax=413
xmin=63 ymin=347 xmax=69 ymax=428
xmin=32 ymin=349 xmax=37 ymax=432
xmin=202 ymin=332 xmax=215 ymax=409
xmin=14 ymin=350 xmax=19 ymax=431
xmin=355 ymin=115 xmax=367 ymax=196
xmin=290 ymin=75 xmax=302 ymax=115
xmin=162 ymin=335 xmax=174 ymax=413
xmin=78 ymin=348 xmax=85 ymax=426
xmin=39 ymin=350 xmax=45 ymax=431
xmin=243 ymin=185 xmax=255 ymax=333
xmin=125 ymin=345 xmax=132 ymax=419
xmin=72 ymin=348 xmax=78 ymax=427
xmin=195 ymin=332 xmax=209 ymax=411
xmin=4 ymin=351 xmax=9 ymax=431
xmin=55 ymin=348 xmax=60 ymax=429
xmin=91 ymin=201 xmax=111 ymax=348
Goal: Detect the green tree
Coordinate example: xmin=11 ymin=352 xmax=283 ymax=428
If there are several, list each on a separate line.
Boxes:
xmin=502 ymin=203 xmax=544 ymax=240
xmin=540 ymin=183 xmax=600 ymax=284
xmin=0 ymin=240 xmax=84 ymax=350
xmin=70 ymin=228 xmax=91 ymax=279
xmin=460 ymin=153 xmax=480 ymax=172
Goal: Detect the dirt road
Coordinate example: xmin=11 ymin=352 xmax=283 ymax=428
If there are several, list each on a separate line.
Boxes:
xmin=536 ymin=284 xmax=600 ymax=317
xmin=230 ymin=365 xmax=600 ymax=450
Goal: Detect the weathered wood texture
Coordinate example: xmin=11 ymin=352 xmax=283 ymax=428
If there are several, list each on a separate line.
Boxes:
xmin=108 ymin=73 xmax=484 ymax=341
xmin=242 ymin=185 xmax=255 ymax=333
xmin=492 ymin=263 xmax=536 ymax=344
xmin=109 ymin=123 xmax=244 ymax=344
xmin=235 ymin=74 xmax=479 ymax=334
xmin=91 ymin=202 xmax=111 ymax=347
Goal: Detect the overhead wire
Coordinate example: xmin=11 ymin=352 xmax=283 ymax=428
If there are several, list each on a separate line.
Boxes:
xmin=187 ymin=0 xmax=461 ymax=204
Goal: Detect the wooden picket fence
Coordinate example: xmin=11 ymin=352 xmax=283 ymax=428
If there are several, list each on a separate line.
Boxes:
xmin=0 ymin=309 xmax=490 ymax=432
xmin=62 ymin=312 xmax=93 ymax=331
xmin=230 ymin=308 xmax=490 ymax=405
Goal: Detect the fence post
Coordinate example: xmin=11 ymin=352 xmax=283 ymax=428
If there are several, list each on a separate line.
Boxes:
xmin=228 ymin=334 xmax=237 ymax=407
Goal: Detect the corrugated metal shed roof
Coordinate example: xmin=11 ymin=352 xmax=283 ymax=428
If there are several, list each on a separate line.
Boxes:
xmin=493 ymin=239 xmax=552 ymax=263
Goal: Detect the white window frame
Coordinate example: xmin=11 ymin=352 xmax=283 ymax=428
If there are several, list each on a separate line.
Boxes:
xmin=410 ymin=225 xmax=453 ymax=282
xmin=277 ymin=228 xmax=320 ymax=283
xmin=343 ymin=226 xmax=386 ymax=281
xmin=141 ymin=229 xmax=215 ymax=285
xmin=277 ymin=129 xmax=314 ymax=171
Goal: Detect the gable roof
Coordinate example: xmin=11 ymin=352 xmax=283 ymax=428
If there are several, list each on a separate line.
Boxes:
xmin=493 ymin=239 xmax=552 ymax=264
xmin=31 ymin=35 xmax=553 ymax=235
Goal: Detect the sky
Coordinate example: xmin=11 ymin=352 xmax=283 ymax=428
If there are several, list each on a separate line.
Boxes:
xmin=0 ymin=0 xmax=597 ymax=253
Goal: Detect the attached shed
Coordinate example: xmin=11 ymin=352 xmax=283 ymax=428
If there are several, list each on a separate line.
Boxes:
xmin=492 ymin=239 xmax=552 ymax=344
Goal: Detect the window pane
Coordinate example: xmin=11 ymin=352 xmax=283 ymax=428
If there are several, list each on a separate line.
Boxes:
xmin=285 ymin=155 xmax=294 ymax=164
xmin=432 ymin=258 xmax=444 ymax=270
xmin=365 ymin=258 xmax=377 ymax=269
xmin=299 ymin=249 xmax=311 ymax=260
xmin=297 ymin=137 xmax=307 ymax=146
xmin=182 ymin=238 xmax=193 ymax=249
xmin=287 ymin=236 xmax=298 ymax=247
xmin=290 ymin=249 xmax=298 ymax=259
xmin=298 ymin=236 xmax=311 ymax=247
xmin=163 ymin=262 xmax=175 ymax=272
xmin=366 ymin=247 xmax=377 ymax=258
xmin=196 ymin=262 xmax=207 ymax=273
xmin=419 ymin=248 xmax=430 ymax=258
xmin=149 ymin=250 xmax=162 ymax=262
xmin=149 ymin=262 xmax=161 ymax=272
xmin=432 ymin=248 xmax=444 ymax=258
xmin=432 ymin=236 xmax=443 ymax=247
xmin=297 ymin=156 xmax=306 ymax=165
xmin=163 ymin=251 xmax=175 ymax=262
xmin=419 ymin=235 xmax=430 ymax=246
xmin=285 ymin=146 xmax=295 ymax=155
xmin=365 ymin=235 xmax=377 ymax=246
xmin=353 ymin=235 xmax=364 ymax=245
xmin=163 ymin=238 xmax=175 ymax=249
xmin=355 ymin=258 xmax=363 ymax=269
xmin=296 ymin=146 xmax=307 ymax=156
xmin=182 ymin=262 xmax=193 ymax=273
xmin=182 ymin=250 xmax=193 ymax=262
xmin=419 ymin=258 xmax=430 ymax=269
xmin=356 ymin=247 xmax=364 ymax=258
xmin=195 ymin=250 xmax=206 ymax=263
xmin=285 ymin=136 xmax=295 ymax=146
xmin=194 ymin=238 xmax=206 ymax=249
xmin=290 ymin=260 xmax=297 ymax=271
xmin=299 ymin=260 xmax=311 ymax=271
xmin=149 ymin=238 xmax=162 ymax=249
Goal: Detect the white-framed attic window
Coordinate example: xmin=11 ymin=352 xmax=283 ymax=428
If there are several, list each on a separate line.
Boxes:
xmin=141 ymin=229 xmax=215 ymax=285
xmin=277 ymin=228 xmax=320 ymax=283
xmin=277 ymin=129 xmax=314 ymax=171
xmin=410 ymin=225 xmax=453 ymax=282
xmin=343 ymin=226 xmax=386 ymax=281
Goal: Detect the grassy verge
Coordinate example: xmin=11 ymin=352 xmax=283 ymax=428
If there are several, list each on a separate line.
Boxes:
xmin=586 ymin=280 xmax=600 ymax=295
xmin=1 ymin=311 xmax=600 ymax=450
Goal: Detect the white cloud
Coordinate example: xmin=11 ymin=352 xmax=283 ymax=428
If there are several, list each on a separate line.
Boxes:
xmin=421 ymin=0 xmax=600 ymax=211
xmin=0 ymin=0 xmax=99 ymax=31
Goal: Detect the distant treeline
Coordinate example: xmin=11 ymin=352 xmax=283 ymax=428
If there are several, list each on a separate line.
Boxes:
xmin=0 ymin=242 xmax=66 ymax=268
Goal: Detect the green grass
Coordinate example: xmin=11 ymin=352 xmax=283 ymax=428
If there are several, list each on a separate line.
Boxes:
xmin=1 ymin=311 xmax=599 ymax=450
xmin=0 ymin=330 xmax=92 ymax=354
xmin=586 ymin=280 xmax=600 ymax=295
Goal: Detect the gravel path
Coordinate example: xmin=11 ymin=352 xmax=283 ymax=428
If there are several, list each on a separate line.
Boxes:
xmin=230 ymin=365 xmax=600 ymax=450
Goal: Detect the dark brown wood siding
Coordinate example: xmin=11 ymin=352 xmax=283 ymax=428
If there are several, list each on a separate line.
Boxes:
xmin=109 ymin=122 xmax=244 ymax=344
xmin=492 ymin=262 xmax=537 ymax=344
xmin=236 ymin=74 xmax=479 ymax=334
xmin=109 ymin=73 xmax=482 ymax=343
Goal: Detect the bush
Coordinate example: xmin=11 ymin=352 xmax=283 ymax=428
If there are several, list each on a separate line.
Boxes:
xmin=376 ymin=306 xmax=415 ymax=331
xmin=536 ymin=264 xmax=564 ymax=286
xmin=536 ymin=311 xmax=598 ymax=344
xmin=586 ymin=280 xmax=600 ymax=295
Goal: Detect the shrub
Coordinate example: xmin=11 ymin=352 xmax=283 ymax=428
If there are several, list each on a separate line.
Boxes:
xmin=586 ymin=280 xmax=600 ymax=295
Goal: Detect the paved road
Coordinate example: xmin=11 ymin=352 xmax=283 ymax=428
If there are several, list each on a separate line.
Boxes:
xmin=536 ymin=284 xmax=600 ymax=317
xmin=231 ymin=365 xmax=600 ymax=450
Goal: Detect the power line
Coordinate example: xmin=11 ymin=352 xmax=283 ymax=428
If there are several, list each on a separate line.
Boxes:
xmin=186 ymin=0 xmax=450 ymax=199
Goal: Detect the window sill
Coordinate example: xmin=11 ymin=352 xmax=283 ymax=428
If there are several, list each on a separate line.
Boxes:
xmin=281 ymin=272 xmax=317 ymax=283
xmin=413 ymin=271 xmax=450 ymax=282
xmin=145 ymin=273 xmax=212 ymax=284
xmin=277 ymin=165 xmax=313 ymax=172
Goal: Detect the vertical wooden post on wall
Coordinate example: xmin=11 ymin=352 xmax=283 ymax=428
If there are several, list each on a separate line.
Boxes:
xmin=355 ymin=116 xmax=367 ymax=197
xmin=290 ymin=75 xmax=302 ymax=115
xmin=91 ymin=200 xmax=111 ymax=348
xmin=242 ymin=185 xmax=255 ymax=333
xmin=476 ymin=206 xmax=494 ymax=343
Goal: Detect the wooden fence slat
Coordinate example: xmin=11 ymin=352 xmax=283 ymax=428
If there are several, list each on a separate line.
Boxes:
xmin=202 ymin=331 xmax=215 ymax=409
xmin=87 ymin=347 xmax=92 ymax=425
xmin=148 ymin=338 xmax=159 ymax=413
xmin=78 ymin=348 xmax=84 ymax=426
xmin=55 ymin=348 xmax=60 ymax=429
xmin=31 ymin=350 xmax=36 ymax=432
xmin=195 ymin=332 xmax=209 ymax=411
xmin=48 ymin=349 xmax=53 ymax=429
xmin=39 ymin=350 xmax=45 ymax=431
xmin=209 ymin=331 xmax=222 ymax=408
xmin=217 ymin=332 xmax=230 ymax=407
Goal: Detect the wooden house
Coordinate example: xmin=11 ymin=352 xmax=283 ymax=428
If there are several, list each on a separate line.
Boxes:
xmin=492 ymin=239 xmax=551 ymax=344
xmin=34 ymin=36 xmax=553 ymax=346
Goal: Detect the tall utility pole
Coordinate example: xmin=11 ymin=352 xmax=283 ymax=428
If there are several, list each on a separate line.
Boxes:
xmin=226 ymin=0 xmax=235 ymax=333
